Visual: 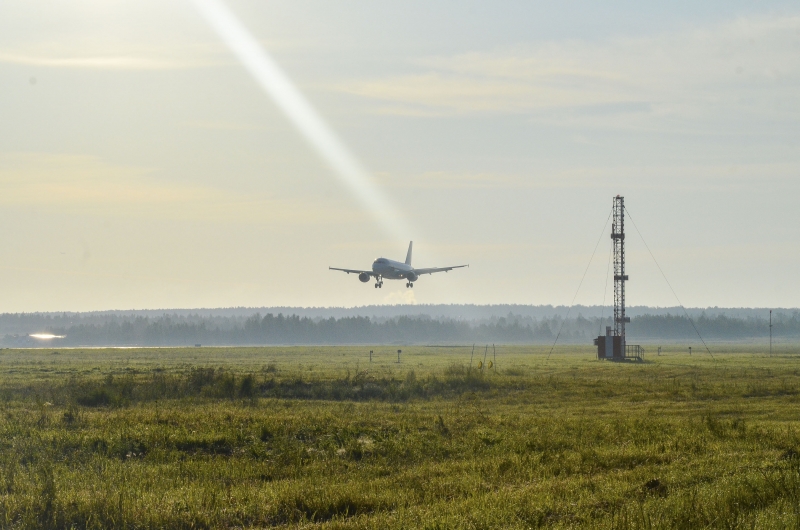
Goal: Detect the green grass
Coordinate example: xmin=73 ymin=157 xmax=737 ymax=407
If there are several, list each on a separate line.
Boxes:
xmin=1 ymin=345 xmax=800 ymax=528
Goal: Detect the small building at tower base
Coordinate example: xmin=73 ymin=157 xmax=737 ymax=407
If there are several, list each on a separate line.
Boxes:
xmin=594 ymin=326 xmax=624 ymax=360
xmin=594 ymin=326 xmax=644 ymax=361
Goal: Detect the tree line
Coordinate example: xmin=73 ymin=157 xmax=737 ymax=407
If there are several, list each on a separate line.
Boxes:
xmin=2 ymin=311 xmax=799 ymax=347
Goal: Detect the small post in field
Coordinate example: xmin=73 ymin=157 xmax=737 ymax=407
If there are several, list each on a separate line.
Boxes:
xmin=469 ymin=344 xmax=475 ymax=372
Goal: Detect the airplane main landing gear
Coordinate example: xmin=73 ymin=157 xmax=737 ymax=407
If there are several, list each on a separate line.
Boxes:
xmin=405 ymin=282 xmax=414 ymax=288
xmin=374 ymin=279 xmax=384 ymax=288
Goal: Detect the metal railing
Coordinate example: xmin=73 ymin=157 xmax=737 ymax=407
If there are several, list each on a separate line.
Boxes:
xmin=625 ymin=344 xmax=644 ymax=361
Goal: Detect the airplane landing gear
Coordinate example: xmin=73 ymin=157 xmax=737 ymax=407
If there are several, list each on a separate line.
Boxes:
xmin=375 ymin=278 xmax=384 ymax=288
xmin=405 ymin=282 xmax=414 ymax=288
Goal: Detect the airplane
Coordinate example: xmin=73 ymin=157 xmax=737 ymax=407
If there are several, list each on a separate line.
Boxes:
xmin=330 ymin=241 xmax=468 ymax=289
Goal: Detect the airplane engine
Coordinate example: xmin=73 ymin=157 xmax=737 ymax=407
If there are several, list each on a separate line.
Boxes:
xmin=358 ymin=272 xmax=371 ymax=283
xmin=407 ymin=273 xmax=419 ymax=282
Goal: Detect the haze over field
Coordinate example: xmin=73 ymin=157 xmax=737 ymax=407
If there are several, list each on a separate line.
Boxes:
xmin=1 ymin=1 xmax=798 ymax=312
xmin=3 ymin=305 xmax=797 ymax=347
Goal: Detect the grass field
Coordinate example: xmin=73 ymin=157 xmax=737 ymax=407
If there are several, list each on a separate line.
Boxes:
xmin=1 ymin=344 xmax=800 ymax=529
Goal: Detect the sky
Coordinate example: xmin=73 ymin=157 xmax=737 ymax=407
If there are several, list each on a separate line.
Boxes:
xmin=0 ymin=0 xmax=798 ymax=312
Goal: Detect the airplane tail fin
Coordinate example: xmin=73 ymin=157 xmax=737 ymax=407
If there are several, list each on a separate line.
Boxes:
xmin=405 ymin=241 xmax=413 ymax=265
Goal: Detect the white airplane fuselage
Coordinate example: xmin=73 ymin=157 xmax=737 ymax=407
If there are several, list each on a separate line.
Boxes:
xmin=372 ymin=258 xmax=416 ymax=280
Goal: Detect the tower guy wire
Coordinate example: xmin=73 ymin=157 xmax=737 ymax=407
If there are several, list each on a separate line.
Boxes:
xmin=547 ymin=209 xmax=613 ymax=360
xmin=624 ymin=207 xmax=715 ymax=360
xmin=598 ymin=238 xmax=614 ymax=336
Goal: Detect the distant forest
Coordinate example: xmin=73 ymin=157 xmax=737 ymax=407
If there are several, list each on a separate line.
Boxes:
xmin=2 ymin=310 xmax=798 ymax=347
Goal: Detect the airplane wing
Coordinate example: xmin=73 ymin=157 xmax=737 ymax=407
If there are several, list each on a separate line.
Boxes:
xmin=329 ymin=267 xmax=377 ymax=276
xmin=413 ymin=265 xmax=469 ymax=275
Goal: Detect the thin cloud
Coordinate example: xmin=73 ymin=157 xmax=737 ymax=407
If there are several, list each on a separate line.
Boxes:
xmin=336 ymin=14 xmax=800 ymax=129
xmin=0 ymin=52 xmax=198 ymax=70
xmin=379 ymin=170 xmax=523 ymax=190
xmin=0 ymin=153 xmax=356 ymax=224
xmin=0 ymin=36 xmax=228 ymax=70
xmin=183 ymin=120 xmax=264 ymax=131
xmin=376 ymin=162 xmax=800 ymax=192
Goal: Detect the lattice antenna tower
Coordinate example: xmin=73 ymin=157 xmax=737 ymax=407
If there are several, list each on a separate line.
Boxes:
xmin=595 ymin=195 xmax=642 ymax=361
xmin=612 ymin=195 xmax=630 ymax=343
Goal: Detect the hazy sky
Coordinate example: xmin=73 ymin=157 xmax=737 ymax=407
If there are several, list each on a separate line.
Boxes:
xmin=1 ymin=0 xmax=799 ymax=311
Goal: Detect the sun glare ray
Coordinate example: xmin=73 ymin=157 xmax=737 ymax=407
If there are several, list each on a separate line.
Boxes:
xmin=191 ymin=0 xmax=410 ymax=241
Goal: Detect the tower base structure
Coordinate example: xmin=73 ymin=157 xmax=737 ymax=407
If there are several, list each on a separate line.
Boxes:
xmin=594 ymin=326 xmax=644 ymax=361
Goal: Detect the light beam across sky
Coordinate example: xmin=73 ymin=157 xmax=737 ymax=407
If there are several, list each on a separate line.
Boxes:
xmin=191 ymin=0 xmax=411 ymax=241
